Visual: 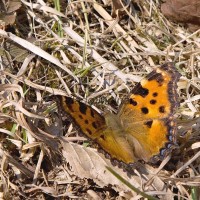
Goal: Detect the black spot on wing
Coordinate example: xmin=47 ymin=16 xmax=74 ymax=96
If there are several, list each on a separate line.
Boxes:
xmin=64 ymin=97 xmax=74 ymax=111
xmin=141 ymin=107 xmax=149 ymax=114
xmin=144 ymin=120 xmax=153 ymax=128
xmin=86 ymin=128 xmax=92 ymax=135
xmin=148 ymin=72 xmax=164 ymax=86
xmin=79 ymin=115 xmax=83 ymax=119
xmin=90 ymin=109 xmax=95 ymax=118
xmin=92 ymin=122 xmax=97 ymax=129
xmin=85 ymin=119 xmax=89 ymax=124
xmin=159 ymin=106 xmax=165 ymax=113
xmin=153 ymin=92 xmax=158 ymax=97
xmin=132 ymin=83 xmax=149 ymax=98
xmin=65 ymin=97 xmax=74 ymax=105
xmin=150 ymin=99 xmax=156 ymax=104
xmin=79 ymin=101 xmax=87 ymax=115
xmin=100 ymin=135 xmax=105 ymax=140
xmin=130 ymin=98 xmax=137 ymax=106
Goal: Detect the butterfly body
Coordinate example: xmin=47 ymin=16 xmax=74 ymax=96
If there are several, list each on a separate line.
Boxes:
xmin=59 ymin=63 xmax=181 ymax=165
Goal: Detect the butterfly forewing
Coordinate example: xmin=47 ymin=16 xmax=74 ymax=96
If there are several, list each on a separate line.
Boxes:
xmin=118 ymin=62 xmax=180 ymax=161
xmin=59 ymin=96 xmax=106 ymax=139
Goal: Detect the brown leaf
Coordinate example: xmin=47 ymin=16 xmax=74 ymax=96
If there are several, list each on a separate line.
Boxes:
xmin=0 ymin=0 xmax=21 ymax=26
xmin=6 ymin=0 xmax=21 ymax=13
xmin=61 ymin=141 xmax=174 ymax=197
xmin=161 ymin=0 xmax=200 ymax=30
xmin=61 ymin=142 xmax=140 ymax=190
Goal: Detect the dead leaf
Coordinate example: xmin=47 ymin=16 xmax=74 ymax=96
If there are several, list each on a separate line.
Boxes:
xmin=0 ymin=0 xmax=21 ymax=26
xmin=61 ymin=141 xmax=174 ymax=198
xmin=161 ymin=0 xmax=200 ymax=31
xmin=61 ymin=141 xmax=140 ymax=191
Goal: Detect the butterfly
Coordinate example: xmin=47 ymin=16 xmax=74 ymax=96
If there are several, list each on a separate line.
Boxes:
xmin=58 ymin=62 xmax=181 ymax=165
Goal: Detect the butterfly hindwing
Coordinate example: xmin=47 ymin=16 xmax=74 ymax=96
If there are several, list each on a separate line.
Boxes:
xmin=59 ymin=96 xmax=106 ymax=139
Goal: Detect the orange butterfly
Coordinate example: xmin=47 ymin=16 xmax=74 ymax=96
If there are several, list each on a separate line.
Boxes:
xmin=58 ymin=63 xmax=181 ymax=165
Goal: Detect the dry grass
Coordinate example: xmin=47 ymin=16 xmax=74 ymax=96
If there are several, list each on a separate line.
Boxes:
xmin=0 ymin=0 xmax=200 ymax=199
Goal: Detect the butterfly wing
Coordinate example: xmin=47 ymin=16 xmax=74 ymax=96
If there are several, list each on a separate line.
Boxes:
xmin=118 ymin=62 xmax=181 ymax=162
xmin=58 ymin=63 xmax=180 ymax=164
xmin=59 ymin=96 xmax=136 ymax=163
xmin=59 ymin=96 xmax=106 ymax=138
